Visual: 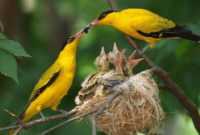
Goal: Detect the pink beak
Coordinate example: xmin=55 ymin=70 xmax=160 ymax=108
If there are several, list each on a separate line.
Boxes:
xmin=74 ymin=29 xmax=85 ymax=40
xmin=90 ymin=19 xmax=100 ymax=27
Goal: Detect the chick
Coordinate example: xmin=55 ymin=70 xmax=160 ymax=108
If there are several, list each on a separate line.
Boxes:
xmin=107 ymin=43 xmax=125 ymax=75
xmin=76 ymin=47 xmax=109 ymax=104
xmin=122 ymin=50 xmax=143 ymax=77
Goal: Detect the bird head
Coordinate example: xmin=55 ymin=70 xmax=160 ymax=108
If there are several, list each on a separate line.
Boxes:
xmin=89 ymin=10 xmax=117 ymax=27
xmin=128 ymin=51 xmax=144 ymax=69
xmin=60 ymin=29 xmax=86 ymax=51
xmin=95 ymin=46 xmax=109 ymax=71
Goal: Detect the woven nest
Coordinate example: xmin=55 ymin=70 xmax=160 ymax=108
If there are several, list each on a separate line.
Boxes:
xmin=76 ymin=70 xmax=164 ymax=135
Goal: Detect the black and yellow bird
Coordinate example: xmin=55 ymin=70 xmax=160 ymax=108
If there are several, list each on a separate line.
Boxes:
xmin=9 ymin=30 xmax=85 ymax=135
xmin=89 ymin=8 xmax=200 ymax=49
xmin=76 ymin=47 xmax=109 ymax=104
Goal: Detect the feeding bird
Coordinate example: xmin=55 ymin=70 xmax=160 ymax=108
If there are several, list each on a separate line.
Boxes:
xmin=9 ymin=29 xmax=85 ymax=135
xmin=89 ymin=8 xmax=200 ymax=49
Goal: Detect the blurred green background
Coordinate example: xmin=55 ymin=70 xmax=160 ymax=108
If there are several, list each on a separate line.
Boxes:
xmin=0 ymin=0 xmax=200 ymax=134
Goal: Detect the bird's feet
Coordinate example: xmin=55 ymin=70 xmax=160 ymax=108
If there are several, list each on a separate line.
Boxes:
xmin=39 ymin=111 xmax=49 ymax=123
xmin=136 ymin=46 xmax=150 ymax=57
xmin=56 ymin=109 xmax=69 ymax=118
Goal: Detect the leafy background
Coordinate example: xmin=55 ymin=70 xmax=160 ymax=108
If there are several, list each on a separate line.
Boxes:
xmin=0 ymin=0 xmax=200 ymax=135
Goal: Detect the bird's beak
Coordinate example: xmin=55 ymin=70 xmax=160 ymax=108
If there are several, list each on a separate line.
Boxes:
xmin=83 ymin=19 xmax=100 ymax=34
xmin=130 ymin=58 xmax=144 ymax=69
xmin=74 ymin=29 xmax=85 ymax=40
xmin=100 ymin=46 xmax=106 ymax=56
xmin=128 ymin=50 xmax=136 ymax=61
xmin=89 ymin=19 xmax=100 ymax=27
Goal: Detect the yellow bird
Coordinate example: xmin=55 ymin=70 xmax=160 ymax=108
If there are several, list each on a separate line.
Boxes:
xmin=89 ymin=8 xmax=200 ymax=48
xmin=9 ymin=29 xmax=85 ymax=135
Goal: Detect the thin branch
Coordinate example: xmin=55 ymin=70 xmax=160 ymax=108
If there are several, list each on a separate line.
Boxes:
xmin=106 ymin=0 xmax=118 ymax=11
xmin=14 ymin=126 xmax=23 ymax=135
xmin=0 ymin=108 xmax=77 ymax=132
xmin=0 ymin=21 xmax=4 ymax=33
xmin=4 ymin=109 xmax=23 ymax=125
xmin=91 ymin=91 xmax=122 ymax=135
xmin=106 ymin=0 xmax=200 ymax=134
xmin=157 ymin=85 xmax=168 ymax=90
xmin=38 ymin=109 xmax=97 ymax=135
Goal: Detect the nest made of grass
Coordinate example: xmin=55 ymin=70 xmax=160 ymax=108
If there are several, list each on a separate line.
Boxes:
xmin=76 ymin=70 xmax=165 ymax=135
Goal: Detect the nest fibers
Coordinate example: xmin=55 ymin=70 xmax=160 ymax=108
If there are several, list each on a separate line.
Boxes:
xmin=76 ymin=70 xmax=164 ymax=135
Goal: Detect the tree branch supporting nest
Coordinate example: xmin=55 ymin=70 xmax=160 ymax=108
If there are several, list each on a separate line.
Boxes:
xmin=106 ymin=0 xmax=200 ymax=134
xmin=1 ymin=1 xmax=199 ymax=135
xmin=0 ymin=108 xmax=77 ymax=132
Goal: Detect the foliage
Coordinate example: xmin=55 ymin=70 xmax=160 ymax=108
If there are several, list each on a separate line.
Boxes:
xmin=0 ymin=33 xmax=31 ymax=83
xmin=0 ymin=0 xmax=200 ymax=135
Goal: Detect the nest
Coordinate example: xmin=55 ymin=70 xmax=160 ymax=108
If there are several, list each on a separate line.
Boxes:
xmin=76 ymin=70 xmax=164 ymax=135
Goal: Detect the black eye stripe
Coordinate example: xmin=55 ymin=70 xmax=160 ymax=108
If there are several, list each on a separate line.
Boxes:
xmin=67 ymin=37 xmax=75 ymax=43
xmin=60 ymin=36 xmax=75 ymax=51
xmin=97 ymin=10 xmax=116 ymax=20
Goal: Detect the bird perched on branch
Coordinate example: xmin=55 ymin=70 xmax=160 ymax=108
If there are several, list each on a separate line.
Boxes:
xmin=88 ymin=8 xmax=200 ymax=49
xmin=77 ymin=47 xmax=109 ymax=104
xmin=9 ymin=29 xmax=85 ymax=135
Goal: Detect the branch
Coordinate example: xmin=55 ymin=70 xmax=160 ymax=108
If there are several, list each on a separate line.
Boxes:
xmin=0 ymin=108 xmax=77 ymax=132
xmin=157 ymin=85 xmax=168 ymax=90
xmin=106 ymin=0 xmax=200 ymax=134
xmin=91 ymin=90 xmax=122 ymax=135
xmin=38 ymin=109 xmax=97 ymax=135
xmin=0 ymin=21 xmax=4 ymax=33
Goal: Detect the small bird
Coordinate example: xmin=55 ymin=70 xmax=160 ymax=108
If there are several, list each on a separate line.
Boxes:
xmin=99 ymin=44 xmax=127 ymax=94
xmin=9 ymin=29 xmax=85 ymax=135
xmin=76 ymin=47 xmax=109 ymax=104
xmin=107 ymin=43 xmax=126 ymax=75
xmin=89 ymin=9 xmax=200 ymax=49
xmin=122 ymin=50 xmax=143 ymax=77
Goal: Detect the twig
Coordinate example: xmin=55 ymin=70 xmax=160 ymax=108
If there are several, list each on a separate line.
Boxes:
xmin=14 ymin=126 xmax=23 ymax=135
xmin=0 ymin=21 xmax=4 ymax=33
xmin=106 ymin=0 xmax=200 ymax=134
xmin=0 ymin=108 xmax=77 ymax=132
xmin=38 ymin=110 xmax=97 ymax=135
xmin=91 ymin=91 xmax=122 ymax=135
xmin=106 ymin=0 xmax=118 ymax=11
xmin=4 ymin=109 xmax=23 ymax=125
xmin=157 ymin=85 xmax=168 ymax=90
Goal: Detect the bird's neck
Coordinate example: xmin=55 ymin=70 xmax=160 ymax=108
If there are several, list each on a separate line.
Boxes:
xmin=57 ymin=41 xmax=79 ymax=65
xmin=101 ymin=13 xmax=117 ymax=26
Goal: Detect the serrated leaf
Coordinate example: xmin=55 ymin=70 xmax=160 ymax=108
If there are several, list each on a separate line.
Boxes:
xmin=0 ymin=49 xmax=18 ymax=83
xmin=0 ymin=33 xmax=6 ymax=39
xmin=0 ymin=39 xmax=31 ymax=57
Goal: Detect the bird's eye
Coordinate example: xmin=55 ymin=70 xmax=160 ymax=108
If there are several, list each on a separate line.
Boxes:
xmin=101 ymin=14 xmax=107 ymax=19
xmin=67 ymin=37 xmax=75 ymax=43
xmin=98 ymin=14 xmax=107 ymax=20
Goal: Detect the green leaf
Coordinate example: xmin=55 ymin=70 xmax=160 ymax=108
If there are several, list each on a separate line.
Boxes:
xmin=0 ymin=33 xmax=6 ymax=39
xmin=174 ymin=40 xmax=190 ymax=58
xmin=0 ymin=49 xmax=18 ymax=83
xmin=0 ymin=39 xmax=31 ymax=57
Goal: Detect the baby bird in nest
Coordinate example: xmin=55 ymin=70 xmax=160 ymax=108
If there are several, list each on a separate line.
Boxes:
xmin=76 ymin=47 xmax=109 ymax=104
xmin=75 ymin=43 xmax=143 ymax=105
xmin=122 ymin=50 xmax=144 ymax=77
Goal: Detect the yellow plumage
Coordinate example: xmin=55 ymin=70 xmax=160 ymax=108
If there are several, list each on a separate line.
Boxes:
xmin=9 ymin=30 xmax=84 ymax=135
xmin=90 ymin=8 xmax=200 ymax=48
